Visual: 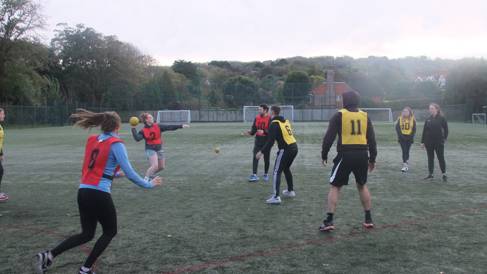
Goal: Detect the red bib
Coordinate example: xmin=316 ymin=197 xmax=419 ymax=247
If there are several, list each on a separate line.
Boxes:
xmin=142 ymin=124 xmax=163 ymax=145
xmin=81 ymin=135 xmax=123 ymax=186
xmin=255 ymin=115 xmax=270 ymax=137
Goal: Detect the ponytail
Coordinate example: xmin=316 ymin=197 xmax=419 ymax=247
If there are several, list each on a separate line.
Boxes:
xmin=70 ymin=109 xmax=121 ymax=132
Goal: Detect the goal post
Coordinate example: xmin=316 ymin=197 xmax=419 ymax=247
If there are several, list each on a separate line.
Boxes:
xmin=361 ymin=108 xmax=393 ymax=122
xmin=243 ymin=105 xmax=294 ymax=122
xmin=156 ymin=110 xmax=191 ymax=124
xmin=472 ymin=113 xmax=486 ymax=127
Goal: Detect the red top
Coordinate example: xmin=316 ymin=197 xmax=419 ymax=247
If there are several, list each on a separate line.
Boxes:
xmin=255 ymin=115 xmax=271 ymax=136
xmin=142 ymin=124 xmax=163 ymax=145
xmin=81 ymin=135 xmax=123 ymax=186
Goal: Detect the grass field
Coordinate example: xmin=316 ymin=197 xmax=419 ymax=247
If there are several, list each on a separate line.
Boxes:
xmin=1 ymin=122 xmax=487 ymax=274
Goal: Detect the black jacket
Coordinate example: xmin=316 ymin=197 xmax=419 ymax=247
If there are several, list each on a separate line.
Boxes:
xmin=421 ymin=115 xmax=448 ymax=145
xmin=321 ymin=108 xmax=377 ymax=163
xmin=261 ymin=116 xmax=297 ymax=151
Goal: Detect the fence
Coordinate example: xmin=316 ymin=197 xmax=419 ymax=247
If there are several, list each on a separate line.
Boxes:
xmin=0 ymin=104 xmax=468 ymax=126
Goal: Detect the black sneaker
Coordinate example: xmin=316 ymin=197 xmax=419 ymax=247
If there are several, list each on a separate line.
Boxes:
xmin=319 ymin=220 xmax=335 ymax=232
xmin=442 ymin=175 xmax=448 ymax=182
xmin=423 ymin=174 xmax=434 ymax=180
xmin=33 ymin=251 xmax=52 ymax=274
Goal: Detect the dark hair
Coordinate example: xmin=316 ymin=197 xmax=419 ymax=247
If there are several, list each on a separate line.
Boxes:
xmin=259 ymin=104 xmax=269 ymax=112
xmin=271 ymin=105 xmax=281 ymax=115
xmin=70 ymin=109 xmax=121 ymax=132
xmin=342 ymin=91 xmax=360 ymax=108
xmin=140 ymin=112 xmax=152 ymax=124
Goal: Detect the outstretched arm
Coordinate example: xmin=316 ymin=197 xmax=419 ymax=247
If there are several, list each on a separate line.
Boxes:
xmin=159 ymin=124 xmax=184 ymax=132
xmin=111 ymin=142 xmax=154 ymax=188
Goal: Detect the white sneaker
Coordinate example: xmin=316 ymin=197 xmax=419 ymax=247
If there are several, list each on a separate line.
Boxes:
xmin=266 ymin=196 xmax=281 ymax=204
xmin=401 ymin=163 xmax=409 ymax=173
xmin=282 ymin=190 xmax=296 ymax=198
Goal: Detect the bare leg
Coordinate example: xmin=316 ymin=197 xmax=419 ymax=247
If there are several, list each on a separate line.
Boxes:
xmin=156 ymin=158 xmax=165 ymax=173
xmin=145 ymin=154 xmax=159 ymax=178
xmin=356 ymin=184 xmax=372 ymax=210
xmin=326 ymin=186 xmax=341 ymax=213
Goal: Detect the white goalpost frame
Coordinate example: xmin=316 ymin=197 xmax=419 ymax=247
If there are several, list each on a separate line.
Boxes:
xmin=155 ymin=110 xmax=191 ymax=124
xmin=243 ymin=105 xmax=295 ymax=123
xmin=361 ymin=107 xmax=394 ymax=123
xmin=472 ymin=113 xmax=487 ymax=127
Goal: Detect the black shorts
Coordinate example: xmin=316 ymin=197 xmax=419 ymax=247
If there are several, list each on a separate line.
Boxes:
xmin=329 ymin=151 xmax=369 ymax=186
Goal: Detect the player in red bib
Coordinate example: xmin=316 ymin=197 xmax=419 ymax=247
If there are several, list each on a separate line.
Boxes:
xmin=33 ymin=109 xmax=162 ymax=274
xmin=131 ymin=112 xmax=189 ymax=180
xmin=243 ymin=104 xmax=272 ymax=182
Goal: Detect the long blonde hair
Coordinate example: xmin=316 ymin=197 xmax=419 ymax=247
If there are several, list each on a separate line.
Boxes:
xmin=70 ymin=109 xmax=121 ymax=132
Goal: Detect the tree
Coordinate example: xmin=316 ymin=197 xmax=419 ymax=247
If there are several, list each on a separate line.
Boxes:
xmin=51 ymin=24 xmax=152 ymax=108
xmin=222 ymin=76 xmax=259 ymax=108
xmin=172 ymin=60 xmax=199 ymax=83
xmin=0 ymin=0 xmax=47 ymax=103
xmin=282 ymin=71 xmax=311 ymax=106
xmin=446 ymin=60 xmax=487 ymax=114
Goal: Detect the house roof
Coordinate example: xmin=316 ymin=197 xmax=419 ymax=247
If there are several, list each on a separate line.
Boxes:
xmin=311 ymin=82 xmax=355 ymax=96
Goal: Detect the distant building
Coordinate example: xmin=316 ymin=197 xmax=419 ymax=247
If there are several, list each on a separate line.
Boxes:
xmin=310 ymin=70 xmax=356 ymax=107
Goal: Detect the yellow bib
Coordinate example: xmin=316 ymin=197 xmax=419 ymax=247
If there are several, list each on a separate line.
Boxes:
xmin=399 ymin=116 xmax=414 ymax=135
xmin=272 ymin=120 xmax=296 ymax=145
xmin=339 ymin=109 xmax=367 ymax=145
xmin=0 ymin=124 xmax=4 ymax=152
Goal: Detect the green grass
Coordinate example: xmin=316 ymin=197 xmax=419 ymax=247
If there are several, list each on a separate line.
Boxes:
xmin=1 ymin=122 xmax=487 ymax=274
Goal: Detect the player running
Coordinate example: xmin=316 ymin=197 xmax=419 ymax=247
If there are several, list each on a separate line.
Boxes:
xmin=243 ymin=104 xmax=272 ymax=182
xmin=395 ymin=107 xmax=416 ymax=172
xmin=320 ymin=91 xmax=377 ymax=231
xmin=131 ymin=112 xmax=189 ymax=180
xmin=33 ymin=109 xmax=162 ymax=274
xmin=256 ymin=106 xmax=298 ymax=204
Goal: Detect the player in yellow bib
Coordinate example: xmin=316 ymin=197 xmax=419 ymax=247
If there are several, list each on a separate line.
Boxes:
xmin=320 ymin=91 xmax=377 ymax=231
xmin=395 ymin=107 xmax=416 ymax=172
xmin=256 ymin=106 xmax=298 ymax=204
xmin=0 ymin=108 xmax=7 ymax=202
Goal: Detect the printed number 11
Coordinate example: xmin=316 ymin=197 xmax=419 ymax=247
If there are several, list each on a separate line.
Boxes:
xmin=351 ymin=120 xmax=362 ymax=135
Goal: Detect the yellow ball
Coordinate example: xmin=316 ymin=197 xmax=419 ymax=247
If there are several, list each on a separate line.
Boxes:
xmin=214 ymin=147 xmax=220 ymax=154
xmin=129 ymin=116 xmax=139 ymax=126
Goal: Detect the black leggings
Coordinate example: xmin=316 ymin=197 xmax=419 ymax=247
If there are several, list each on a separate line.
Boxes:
xmin=51 ymin=188 xmax=117 ymax=268
xmin=273 ymin=147 xmax=298 ymax=197
xmin=399 ymin=141 xmax=412 ymax=163
xmin=0 ymin=160 xmax=3 ymax=190
xmin=425 ymin=143 xmax=446 ymax=175
xmin=253 ymin=145 xmax=271 ymax=174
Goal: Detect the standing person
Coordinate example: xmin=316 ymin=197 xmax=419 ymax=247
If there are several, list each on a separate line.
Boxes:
xmin=33 ymin=109 xmax=162 ymax=274
xmin=421 ymin=103 xmax=448 ymax=182
xmin=256 ymin=106 xmax=298 ymax=204
xmin=0 ymin=108 xmax=7 ymax=202
xmin=320 ymin=91 xmax=377 ymax=231
xmin=131 ymin=113 xmax=189 ymax=180
xmin=243 ymin=104 xmax=272 ymax=182
xmin=395 ymin=107 xmax=416 ymax=172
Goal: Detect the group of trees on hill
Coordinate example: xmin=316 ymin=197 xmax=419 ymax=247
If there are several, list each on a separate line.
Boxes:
xmin=1 ymin=0 xmax=487 ymax=114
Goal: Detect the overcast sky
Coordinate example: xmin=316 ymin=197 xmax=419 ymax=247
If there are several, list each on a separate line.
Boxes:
xmin=41 ymin=0 xmax=487 ymax=65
